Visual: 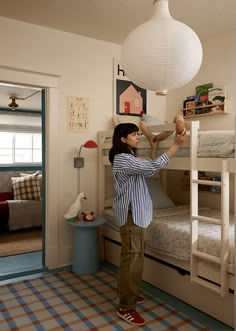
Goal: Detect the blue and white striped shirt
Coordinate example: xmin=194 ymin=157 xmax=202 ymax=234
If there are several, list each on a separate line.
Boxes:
xmin=112 ymin=152 xmax=170 ymax=228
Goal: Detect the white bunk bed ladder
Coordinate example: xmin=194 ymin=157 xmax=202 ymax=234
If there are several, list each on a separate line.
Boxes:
xmin=190 ymin=121 xmax=230 ymax=297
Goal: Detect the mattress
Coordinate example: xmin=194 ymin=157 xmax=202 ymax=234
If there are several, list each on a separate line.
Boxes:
xmin=103 ymin=205 xmax=235 ymax=275
xmin=104 ymin=130 xmax=235 ymax=158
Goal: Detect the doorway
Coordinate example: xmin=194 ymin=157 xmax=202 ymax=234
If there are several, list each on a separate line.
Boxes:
xmin=0 ymin=66 xmax=60 ymax=274
xmin=0 ymin=83 xmax=45 ymax=280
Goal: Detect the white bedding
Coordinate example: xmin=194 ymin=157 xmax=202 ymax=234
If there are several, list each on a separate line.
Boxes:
xmin=103 ymin=205 xmax=235 ymax=275
xmin=104 ymin=130 xmax=235 ymax=158
xmin=197 ymin=130 xmax=234 ymax=158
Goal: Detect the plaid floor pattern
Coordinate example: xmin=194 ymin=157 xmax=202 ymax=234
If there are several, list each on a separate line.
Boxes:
xmin=0 ymin=268 xmax=209 ymax=331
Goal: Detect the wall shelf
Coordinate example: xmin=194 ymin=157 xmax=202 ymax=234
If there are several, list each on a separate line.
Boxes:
xmin=181 ymin=102 xmax=226 ymax=118
xmin=183 ymin=111 xmax=227 ymax=119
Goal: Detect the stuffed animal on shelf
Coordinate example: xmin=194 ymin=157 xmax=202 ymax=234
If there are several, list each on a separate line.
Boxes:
xmin=81 ymin=211 xmax=95 ymax=222
xmin=64 ymin=192 xmax=87 ymax=221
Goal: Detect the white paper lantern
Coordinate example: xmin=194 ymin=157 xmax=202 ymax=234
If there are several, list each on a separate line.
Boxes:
xmin=121 ymin=0 xmax=203 ymax=95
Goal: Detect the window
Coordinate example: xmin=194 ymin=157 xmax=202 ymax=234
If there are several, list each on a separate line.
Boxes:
xmin=0 ymin=132 xmax=42 ymax=164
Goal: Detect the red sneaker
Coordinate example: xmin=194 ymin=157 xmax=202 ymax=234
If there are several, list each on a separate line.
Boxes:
xmin=115 ymin=295 xmax=145 ymax=304
xmin=116 ymin=308 xmax=145 ymax=326
xmin=136 ymin=295 xmax=145 ymax=304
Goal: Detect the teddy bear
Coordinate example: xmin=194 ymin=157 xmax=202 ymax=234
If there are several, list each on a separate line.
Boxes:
xmin=81 ymin=211 xmax=95 ymax=222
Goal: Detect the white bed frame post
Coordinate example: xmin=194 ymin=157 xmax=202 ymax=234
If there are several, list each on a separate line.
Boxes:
xmin=190 ymin=120 xmax=200 ymax=285
xmin=220 ymin=160 xmax=230 ymax=295
xmin=190 ymin=121 xmax=230 ymax=296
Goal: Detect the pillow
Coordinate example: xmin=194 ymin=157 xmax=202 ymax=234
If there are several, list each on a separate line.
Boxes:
xmin=145 ymin=177 xmax=175 ymax=209
xmin=11 ymin=173 xmax=41 ymax=201
xmin=142 ymin=114 xmax=165 ymax=126
xmin=20 ymin=171 xmax=42 ymax=195
xmin=112 ymin=115 xmax=141 ymax=127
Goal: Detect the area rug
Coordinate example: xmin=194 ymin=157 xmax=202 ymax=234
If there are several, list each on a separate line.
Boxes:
xmin=0 ymin=268 xmax=209 ymax=331
xmin=0 ymin=230 xmax=42 ymax=257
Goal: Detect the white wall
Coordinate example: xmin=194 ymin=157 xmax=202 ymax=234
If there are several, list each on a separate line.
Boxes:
xmin=0 ymin=16 xmax=166 ymax=268
xmin=165 ymin=30 xmax=236 ymax=209
xmin=166 ymin=31 xmax=236 ymax=129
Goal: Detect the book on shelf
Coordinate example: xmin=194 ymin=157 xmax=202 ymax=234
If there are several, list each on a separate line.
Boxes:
xmin=211 ymin=176 xmax=221 ymax=192
xmin=208 ymin=86 xmax=225 ymax=112
xmin=195 ymin=100 xmax=209 ymax=114
xmin=186 ymin=95 xmax=199 ymax=101
xmin=182 ymin=84 xmax=226 ymax=116
xmin=183 ymin=98 xmax=195 ymax=116
xmin=199 ymin=95 xmax=208 ymax=101
xmin=195 ymin=83 xmax=213 ymax=96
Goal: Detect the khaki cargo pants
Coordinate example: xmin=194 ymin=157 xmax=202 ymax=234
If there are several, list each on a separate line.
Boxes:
xmin=117 ymin=210 xmax=145 ymax=310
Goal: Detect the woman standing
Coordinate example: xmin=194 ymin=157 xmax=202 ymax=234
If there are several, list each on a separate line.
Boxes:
xmin=109 ymin=122 xmax=186 ymax=326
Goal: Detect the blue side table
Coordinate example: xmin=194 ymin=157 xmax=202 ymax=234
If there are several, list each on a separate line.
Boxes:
xmin=66 ymin=216 xmax=107 ymax=275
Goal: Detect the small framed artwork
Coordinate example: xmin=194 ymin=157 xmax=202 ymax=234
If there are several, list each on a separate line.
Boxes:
xmin=67 ymin=96 xmax=89 ymax=132
xmin=113 ymin=58 xmax=147 ymax=116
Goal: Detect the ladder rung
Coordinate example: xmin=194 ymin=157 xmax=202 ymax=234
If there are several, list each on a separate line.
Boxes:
xmin=192 ymin=250 xmax=221 ymax=264
xmin=191 ymin=277 xmax=221 ymax=294
xmin=192 ymin=179 xmax=221 ymax=186
xmin=190 ymin=158 xmax=229 ymax=295
xmin=192 ymin=214 xmax=221 ymax=225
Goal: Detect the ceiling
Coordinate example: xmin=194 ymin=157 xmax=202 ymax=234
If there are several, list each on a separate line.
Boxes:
xmin=0 ymin=0 xmax=235 ymax=44
xmin=0 ymin=84 xmax=42 ymax=111
xmin=0 ymin=0 xmax=235 ymax=110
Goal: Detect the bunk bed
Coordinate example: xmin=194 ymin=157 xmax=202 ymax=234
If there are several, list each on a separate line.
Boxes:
xmin=98 ymin=120 xmax=235 ymax=327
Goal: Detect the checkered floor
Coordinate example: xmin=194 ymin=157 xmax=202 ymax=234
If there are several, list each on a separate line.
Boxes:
xmin=0 ymin=268 xmax=211 ymax=330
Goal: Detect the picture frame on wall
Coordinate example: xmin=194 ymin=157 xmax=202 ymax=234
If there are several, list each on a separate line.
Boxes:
xmin=66 ymin=96 xmax=89 ymax=132
xmin=113 ymin=58 xmax=147 ymax=116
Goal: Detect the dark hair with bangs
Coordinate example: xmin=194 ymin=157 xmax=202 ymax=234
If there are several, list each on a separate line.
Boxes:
xmin=109 ymin=122 xmax=139 ymax=165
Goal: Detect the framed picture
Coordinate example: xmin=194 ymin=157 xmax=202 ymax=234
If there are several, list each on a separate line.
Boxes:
xmin=67 ymin=96 xmax=89 ymax=132
xmin=113 ymin=58 xmax=147 ymax=116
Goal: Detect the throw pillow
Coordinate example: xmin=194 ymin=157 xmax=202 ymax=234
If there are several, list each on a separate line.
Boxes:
xmin=11 ymin=173 xmax=41 ymax=201
xmin=112 ymin=115 xmax=141 ymax=127
xmin=20 ymin=171 xmax=42 ymax=196
xmin=142 ymin=114 xmax=165 ymax=126
xmin=145 ymin=177 xmax=175 ymax=209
